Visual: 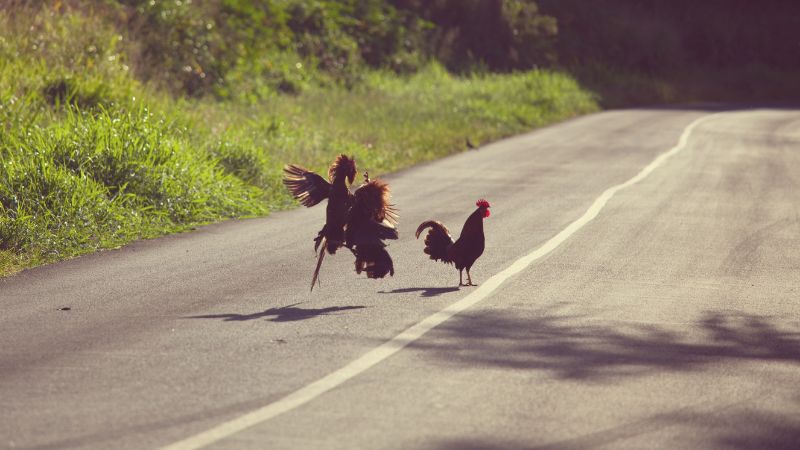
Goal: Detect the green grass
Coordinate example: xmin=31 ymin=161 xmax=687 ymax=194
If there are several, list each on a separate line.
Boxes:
xmin=0 ymin=7 xmax=599 ymax=276
xmin=0 ymin=106 xmax=267 ymax=270
xmin=190 ymin=64 xmax=598 ymax=182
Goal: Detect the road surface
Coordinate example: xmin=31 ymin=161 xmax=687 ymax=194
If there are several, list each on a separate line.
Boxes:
xmin=2 ymin=105 xmax=799 ymax=449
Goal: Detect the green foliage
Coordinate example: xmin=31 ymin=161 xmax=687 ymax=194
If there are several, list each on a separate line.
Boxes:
xmin=109 ymin=0 xmax=437 ymax=97
xmin=93 ymin=0 xmax=562 ymax=97
xmin=125 ymin=0 xmax=228 ymax=96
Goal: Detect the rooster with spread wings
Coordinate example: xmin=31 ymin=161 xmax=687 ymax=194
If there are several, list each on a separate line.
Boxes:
xmin=283 ymin=154 xmax=399 ymax=290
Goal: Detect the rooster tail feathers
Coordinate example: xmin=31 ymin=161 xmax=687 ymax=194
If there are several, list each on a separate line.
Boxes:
xmin=415 ymin=220 xmax=454 ymax=263
xmin=353 ymin=244 xmax=395 ymax=279
xmin=415 ymin=220 xmax=451 ymax=239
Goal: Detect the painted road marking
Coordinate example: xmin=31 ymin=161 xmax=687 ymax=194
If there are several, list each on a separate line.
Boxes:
xmin=161 ymin=111 xmax=725 ymax=450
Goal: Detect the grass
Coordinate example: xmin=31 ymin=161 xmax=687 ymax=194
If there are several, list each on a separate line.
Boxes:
xmin=0 ymin=7 xmax=599 ymax=276
xmin=191 ymin=64 xmax=597 ymax=182
xmin=0 ymin=106 xmax=268 ymax=271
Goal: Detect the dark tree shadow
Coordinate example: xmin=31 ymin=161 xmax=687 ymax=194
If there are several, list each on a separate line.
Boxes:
xmin=378 ymin=287 xmax=461 ymax=297
xmin=408 ymin=306 xmax=800 ymax=448
xmin=185 ymin=303 xmax=366 ymax=322
xmin=410 ymin=305 xmax=800 ymax=381
xmin=713 ymin=411 xmax=800 ymax=450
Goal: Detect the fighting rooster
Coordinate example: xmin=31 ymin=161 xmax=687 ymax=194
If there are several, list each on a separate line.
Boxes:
xmin=415 ymin=199 xmax=490 ymax=286
xmin=283 ymin=155 xmax=398 ymax=290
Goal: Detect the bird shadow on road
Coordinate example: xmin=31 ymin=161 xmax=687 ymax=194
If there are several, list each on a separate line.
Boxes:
xmin=378 ymin=287 xmax=461 ymax=297
xmin=184 ymin=303 xmax=366 ymax=322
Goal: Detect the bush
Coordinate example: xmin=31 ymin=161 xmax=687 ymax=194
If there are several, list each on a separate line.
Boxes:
xmin=116 ymin=0 xmax=433 ymax=97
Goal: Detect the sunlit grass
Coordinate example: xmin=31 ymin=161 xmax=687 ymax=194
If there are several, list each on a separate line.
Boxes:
xmin=0 ymin=106 xmax=267 ymax=269
xmin=189 ymin=64 xmax=598 ymax=182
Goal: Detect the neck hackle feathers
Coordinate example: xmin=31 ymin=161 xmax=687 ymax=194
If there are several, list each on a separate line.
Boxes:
xmin=329 ymin=154 xmax=357 ymax=184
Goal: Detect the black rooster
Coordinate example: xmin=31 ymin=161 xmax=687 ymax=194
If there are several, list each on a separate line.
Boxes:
xmin=416 ymin=199 xmax=490 ymax=286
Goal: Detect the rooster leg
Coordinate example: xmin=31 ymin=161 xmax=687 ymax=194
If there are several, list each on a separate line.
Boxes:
xmin=458 ymin=269 xmax=465 ymax=287
xmin=466 ymin=268 xmax=477 ymax=286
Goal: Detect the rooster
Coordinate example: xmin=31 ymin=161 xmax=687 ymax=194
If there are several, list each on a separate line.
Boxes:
xmin=283 ymin=155 xmax=398 ymax=290
xmin=346 ymin=172 xmax=399 ymax=280
xmin=415 ymin=199 xmax=490 ymax=286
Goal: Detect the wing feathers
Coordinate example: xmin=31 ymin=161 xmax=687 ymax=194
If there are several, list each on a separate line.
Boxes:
xmin=283 ymin=164 xmax=331 ymax=207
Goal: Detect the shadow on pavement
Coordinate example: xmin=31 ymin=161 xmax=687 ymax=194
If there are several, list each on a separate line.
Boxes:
xmin=185 ymin=303 xmax=366 ymax=322
xmin=407 ymin=304 xmax=800 ymax=447
xmin=378 ymin=287 xmax=461 ymax=297
xmin=410 ymin=304 xmax=800 ymax=380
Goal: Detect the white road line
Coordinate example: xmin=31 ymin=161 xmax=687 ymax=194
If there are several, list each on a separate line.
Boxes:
xmin=161 ymin=111 xmax=724 ymax=450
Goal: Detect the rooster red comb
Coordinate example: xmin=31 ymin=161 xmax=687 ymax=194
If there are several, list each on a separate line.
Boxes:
xmin=476 ymin=199 xmax=490 ymax=208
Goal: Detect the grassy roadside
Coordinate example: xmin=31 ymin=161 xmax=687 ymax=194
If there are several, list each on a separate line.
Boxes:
xmin=0 ymin=7 xmax=598 ymax=276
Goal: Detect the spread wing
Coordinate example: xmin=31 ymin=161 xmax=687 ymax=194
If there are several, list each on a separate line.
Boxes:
xmin=283 ymin=164 xmax=331 ymax=207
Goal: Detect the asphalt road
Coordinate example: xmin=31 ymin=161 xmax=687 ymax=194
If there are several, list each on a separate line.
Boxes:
xmin=2 ymin=106 xmax=799 ymax=450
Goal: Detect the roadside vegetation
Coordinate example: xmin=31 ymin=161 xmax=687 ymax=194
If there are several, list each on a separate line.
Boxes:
xmin=1 ymin=0 xmax=798 ymax=276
